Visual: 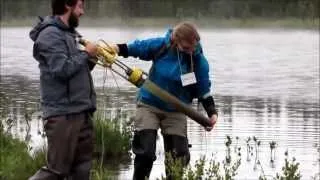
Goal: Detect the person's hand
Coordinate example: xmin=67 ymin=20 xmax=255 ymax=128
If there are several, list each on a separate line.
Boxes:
xmin=85 ymin=42 xmax=98 ymax=57
xmin=205 ymin=114 xmax=217 ymax=131
xmin=108 ymin=44 xmax=119 ymax=55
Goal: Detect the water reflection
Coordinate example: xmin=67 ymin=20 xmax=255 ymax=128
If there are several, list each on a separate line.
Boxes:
xmin=0 ymin=75 xmax=319 ymax=179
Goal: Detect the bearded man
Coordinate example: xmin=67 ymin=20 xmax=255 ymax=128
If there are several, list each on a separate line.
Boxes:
xmin=29 ymin=0 xmax=98 ymax=179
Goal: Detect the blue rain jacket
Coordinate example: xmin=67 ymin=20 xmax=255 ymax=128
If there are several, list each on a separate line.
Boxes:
xmin=128 ymin=29 xmax=212 ymax=111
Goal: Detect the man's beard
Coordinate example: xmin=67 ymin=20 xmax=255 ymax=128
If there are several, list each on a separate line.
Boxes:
xmin=68 ymin=11 xmax=79 ymax=28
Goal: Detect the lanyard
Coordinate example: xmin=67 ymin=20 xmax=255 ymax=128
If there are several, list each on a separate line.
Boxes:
xmin=177 ymin=48 xmax=194 ymax=75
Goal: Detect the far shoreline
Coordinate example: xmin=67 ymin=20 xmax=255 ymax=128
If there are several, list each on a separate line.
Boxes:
xmin=1 ymin=17 xmax=319 ymax=30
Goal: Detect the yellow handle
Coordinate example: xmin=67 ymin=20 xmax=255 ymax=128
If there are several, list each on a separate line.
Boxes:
xmin=128 ymin=68 xmax=143 ymax=84
xmin=98 ymin=47 xmax=116 ymax=64
xmin=80 ymin=39 xmax=117 ymax=65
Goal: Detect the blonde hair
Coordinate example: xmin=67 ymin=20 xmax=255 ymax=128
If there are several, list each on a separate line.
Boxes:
xmin=172 ymin=22 xmax=200 ymax=45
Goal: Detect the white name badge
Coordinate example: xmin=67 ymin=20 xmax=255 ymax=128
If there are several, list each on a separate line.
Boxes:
xmin=181 ymin=72 xmax=197 ymax=86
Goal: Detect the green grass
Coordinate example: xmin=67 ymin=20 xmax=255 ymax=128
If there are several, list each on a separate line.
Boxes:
xmin=0 ymin=121 xmax=309 ymax=180
xmin=159 ymin=136 xmax=242 ymax=180
xmin=158 ymin=136 xmax=306 ymax=180
xmin=91 ymin=159 xmax=117 ymax=180
xmin=0 ymin=130 xmax=46 ymax=180
xmin=0 ymin=113 xmax=133 ymax=180
xmin=93 ymin=112 xmax=132 ymax=160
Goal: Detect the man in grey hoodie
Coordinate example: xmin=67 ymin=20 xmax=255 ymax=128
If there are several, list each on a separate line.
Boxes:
xmin=29 ymin=0 xmax=97 ymax=179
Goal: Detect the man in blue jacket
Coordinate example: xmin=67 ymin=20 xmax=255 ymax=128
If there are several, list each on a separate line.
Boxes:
xmin=112 ymin=22 xmax=218 ymax=179
xmin=29 ymin=0 xmax=97 ymax=179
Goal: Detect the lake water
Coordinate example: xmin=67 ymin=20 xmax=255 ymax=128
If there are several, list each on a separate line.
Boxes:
xmin=0 ymin=27 xmax=319 ymax=179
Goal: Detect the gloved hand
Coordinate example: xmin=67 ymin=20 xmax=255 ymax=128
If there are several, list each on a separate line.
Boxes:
xmin=107 ymin=44 xmax=119 ymax=55
xmin=205 ymin=114 xmax=217 ymax=131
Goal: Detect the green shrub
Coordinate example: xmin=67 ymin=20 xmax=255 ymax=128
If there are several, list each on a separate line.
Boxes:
xmin=93 ymin=113 xmax=133 ymax=160
xmin=0 ymin=130 xmax=45 ymax=180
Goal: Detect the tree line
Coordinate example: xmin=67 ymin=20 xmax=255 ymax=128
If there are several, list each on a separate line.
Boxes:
xmin=1 ymin=0 xmax=319 ymax=20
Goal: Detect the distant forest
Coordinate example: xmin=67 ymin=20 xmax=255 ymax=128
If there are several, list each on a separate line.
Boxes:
xmin=1 ymin=0 xmax=319 ymax=20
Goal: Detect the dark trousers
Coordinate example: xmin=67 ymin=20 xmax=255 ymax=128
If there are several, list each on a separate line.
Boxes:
xmin=29 ymin=112 xmax=94 ymax=180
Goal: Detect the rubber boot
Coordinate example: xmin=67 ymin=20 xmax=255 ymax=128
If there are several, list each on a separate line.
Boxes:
xmin=132 ymin=129 xmax=157 ymax=180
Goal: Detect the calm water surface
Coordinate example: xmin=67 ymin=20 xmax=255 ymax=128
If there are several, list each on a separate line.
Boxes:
xmin=0 ymin=27 xmax=319 ymax=179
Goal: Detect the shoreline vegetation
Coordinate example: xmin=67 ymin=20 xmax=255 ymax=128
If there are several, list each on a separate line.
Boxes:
xmin=1 ymin=0 xmax=319 ymax=29
xmin=1 ymin=17 xmax=319 ymax=29
xmin=2 ymin=114 xmax=319 ymax=179
xmin=0 ymin=113 xmax=132 ymax=180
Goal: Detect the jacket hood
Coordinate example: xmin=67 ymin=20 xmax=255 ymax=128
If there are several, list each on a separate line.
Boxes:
xmin=164 ymin=29 xmax=173 ymax=46
xmin=29 ymin=16 xmax=71 ymax=42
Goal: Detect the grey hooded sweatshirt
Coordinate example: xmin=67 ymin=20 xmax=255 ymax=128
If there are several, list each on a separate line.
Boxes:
xmin=30 ymin=16 xmax=96 ymax=119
